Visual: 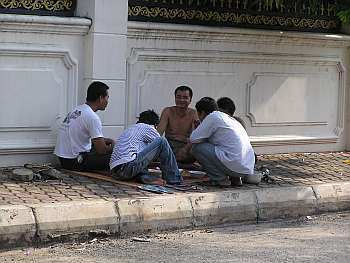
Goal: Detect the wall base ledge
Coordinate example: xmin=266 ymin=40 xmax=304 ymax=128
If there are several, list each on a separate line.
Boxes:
xmin=251 ymin=135 xmax=338 ymax=147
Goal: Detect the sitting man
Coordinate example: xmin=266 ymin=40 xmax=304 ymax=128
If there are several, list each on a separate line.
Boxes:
xmin=157 ymin=85 xmax=199 ymax=163
xmin=110 ymin=110 xmax=183 ymax=185
xmin=54 ymin=81 xmax=114 ymax=171
xmin=190 ymin=97 xmax=258 ymax=186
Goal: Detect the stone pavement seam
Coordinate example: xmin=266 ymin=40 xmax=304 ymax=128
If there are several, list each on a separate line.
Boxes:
xmin=30 ymin=206 xmax=40 ymax=245
xmin=113 ymin=201 xmax=122 ymax=235
xmin=253 ymin=190 xmax=260 ymax=224
xmin=186 ymin=195 xmax=196 ymax=228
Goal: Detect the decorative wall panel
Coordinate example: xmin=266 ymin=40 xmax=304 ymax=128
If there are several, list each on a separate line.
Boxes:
xmin=126 ymin=42 xmax=345 ymax=151
xmin=0 ymin=45 xmax=77 ymax=154
xmin=0 ymin=0 xmax=76 ymax=16
xmin=247 ymin=72 xmax=334 ymax=127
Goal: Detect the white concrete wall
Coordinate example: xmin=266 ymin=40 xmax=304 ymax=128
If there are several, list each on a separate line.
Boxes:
xmin=76 ymin=0 xmax=128 ymax=140
xmin=1 ymin=0 xmax=350 ymax=166
xmin=0 ymin=0 xmax=128 ymax=166
xmin=127 ymin=22 xmax=350 ymax=154
xmin=0 ymin=14 xmax=91 ymax=166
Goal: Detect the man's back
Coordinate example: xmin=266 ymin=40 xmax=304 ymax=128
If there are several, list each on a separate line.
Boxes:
xmin=54 ymin=104 xmax=102 ymax=159
xmin=191 ymin=111 xmax=255 ymax=175
xmin=110 ymin=123 xmax=159 ymax=169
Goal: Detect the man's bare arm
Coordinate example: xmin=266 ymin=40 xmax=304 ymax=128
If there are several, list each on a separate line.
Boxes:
xmin=192 ymin=110 xmax=200 ymax=130
xmin=156 ymin=108 xmax=170 ymax=136
xmin=92 ymin=137 xmax=113 ymax=155
xmin=104 ymin=138 xmax=115 ymax=148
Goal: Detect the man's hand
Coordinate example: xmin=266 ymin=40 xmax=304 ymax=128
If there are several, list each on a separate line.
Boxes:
xmin=176 ymin=142 xmax=192 ymax=161
xmin=92 ymin=137 xmax=113 ymax=154
xmin=104 ymin=138 xmax=115 ymax=147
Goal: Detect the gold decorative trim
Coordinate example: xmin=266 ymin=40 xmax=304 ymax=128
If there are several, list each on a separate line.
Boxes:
xmin=0 ymin=0 xmax=74 ymax=11
xmin=128 ymin=6 xmax=338 ymax=31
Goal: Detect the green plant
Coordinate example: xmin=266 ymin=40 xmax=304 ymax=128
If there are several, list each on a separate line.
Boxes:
xmin=337 ymin=0 xmax=350 ymax=24
xmin=338 ymin=10 xmax=350 ymax=24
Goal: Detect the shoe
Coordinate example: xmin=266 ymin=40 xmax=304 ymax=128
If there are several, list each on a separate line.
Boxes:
xmin=242 ymin=172 xmax=262 ymax=185
xmin=230 ymin=177 xmax=243 ymax=186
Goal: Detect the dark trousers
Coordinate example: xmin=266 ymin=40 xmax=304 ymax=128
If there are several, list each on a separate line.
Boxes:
xmin=59 ymin=151 xmax=111 ymax=171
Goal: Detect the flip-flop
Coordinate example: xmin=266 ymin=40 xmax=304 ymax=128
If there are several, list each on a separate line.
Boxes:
xmin=137 ymin=174 xmax=165 ymax=185
xmin=138 ymin=184 xmax=173 ymax=194
xmin=165 ymin=184 xmax=203 ymax=191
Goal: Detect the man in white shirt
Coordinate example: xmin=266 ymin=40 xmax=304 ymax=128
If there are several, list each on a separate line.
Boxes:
xmin=54 ymin=81 xmax=114 ymax=171
xmin=110 ymin=110 xmax=183 ymax=185
xmin=217 ymin=97 xmax=258 ymax=164
xmin=190 ymin=97 xmax=257 ymax=186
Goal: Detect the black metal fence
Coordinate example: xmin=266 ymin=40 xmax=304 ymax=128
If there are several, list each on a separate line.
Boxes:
xmin=128 ymin=0 xmax=341 ymax=33
xmin=0 ymin=0 xmax=76 ymax=17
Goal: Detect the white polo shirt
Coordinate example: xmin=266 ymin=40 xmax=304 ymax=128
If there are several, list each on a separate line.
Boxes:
xmin=190 ymin=111 xmax=255 ymax=175
xmin=54 ymin=104 xmax=104 ymax=159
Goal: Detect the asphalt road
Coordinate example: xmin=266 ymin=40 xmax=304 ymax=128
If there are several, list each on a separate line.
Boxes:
xmin=1 ymin=212 xmax=350 ymax=263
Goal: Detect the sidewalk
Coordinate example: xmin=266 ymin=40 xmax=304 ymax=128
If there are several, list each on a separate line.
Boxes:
xmin=1 ymin=152 xmax=350 ymax=249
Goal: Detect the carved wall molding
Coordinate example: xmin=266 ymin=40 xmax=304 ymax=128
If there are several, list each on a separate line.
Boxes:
xmin=128 ymin=22 xmax=350 ymax=48
xmin=128 ymin=47 xmax=342 ymax=66
xmin=0 ymin=13 xmax=91 ymax=35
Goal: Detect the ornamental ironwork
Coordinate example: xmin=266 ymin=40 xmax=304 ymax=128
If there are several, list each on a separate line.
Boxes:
xmin=128 ymin=0 xmax=341 ymax=33
xmin=0 ymin=0 xmax=76 ymax=17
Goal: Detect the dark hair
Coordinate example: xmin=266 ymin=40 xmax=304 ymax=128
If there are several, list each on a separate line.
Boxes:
xmin=195 ymin=97 xmax=218 ymax=115
xmin=217 ymin=97 xmax=236 ymax=116
xmin=174 ymin=85 xmax=193 ymax=99
xmin=86 ymin=81 xmax=109 ymax=102
xmin=137 ymin=110 xmax=160 ymax=125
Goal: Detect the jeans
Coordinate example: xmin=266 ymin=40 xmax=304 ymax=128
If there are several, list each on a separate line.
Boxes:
xmin=192 ymin=143 xmax=247 ymax=182
xmin=112 ymin=137 xmax=182 ymax=184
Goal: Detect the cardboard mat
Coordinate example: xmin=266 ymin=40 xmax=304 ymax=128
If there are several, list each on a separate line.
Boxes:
xmin=62 ymin=169 xmax=208 ymax=194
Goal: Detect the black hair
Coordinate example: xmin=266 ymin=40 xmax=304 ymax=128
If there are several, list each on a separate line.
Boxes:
xmin=137 ymin=110 xmax=160 ymax=125
xmin=86 ymin=81 xmax=109 ymax=102
xmin=195 ymin=97 xmax=218 ymax=115
xmin=217 ymin=97 xmax=236 ymax=116
xmin=174 ymin=85 xmax=193 ymax=99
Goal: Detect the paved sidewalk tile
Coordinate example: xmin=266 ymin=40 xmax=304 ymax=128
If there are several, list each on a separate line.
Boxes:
xmin=0 ymin=152 xmax=350 ymax=206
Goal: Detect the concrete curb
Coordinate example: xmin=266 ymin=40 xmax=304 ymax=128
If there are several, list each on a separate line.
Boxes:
xmin=1 ymin=182 xmax=350 ymax=248
xmin=0 ymin=205 xmax=36 ymax=248
xmin=32 ymin=201 xmax=119 ymax=242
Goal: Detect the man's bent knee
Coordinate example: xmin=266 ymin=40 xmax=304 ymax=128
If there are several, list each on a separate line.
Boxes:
xmin=192 ymin=143 xmax=207 ymax=155
xmin=155 ymin=137 xmax=171 ymax=148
